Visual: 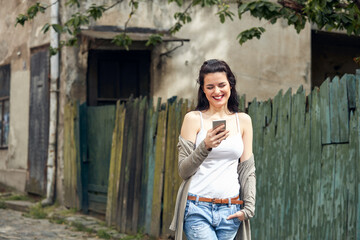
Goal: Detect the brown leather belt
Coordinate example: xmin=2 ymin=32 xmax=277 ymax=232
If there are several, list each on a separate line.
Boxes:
xmin=187 ymin=195 xmax=243 ymax=205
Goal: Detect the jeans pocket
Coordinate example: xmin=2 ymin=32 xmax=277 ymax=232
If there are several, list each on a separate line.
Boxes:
xmin=184 ymin=200 xmax=193 ymax=220
xmin=230 ymin=205 xmax=241 ymax=226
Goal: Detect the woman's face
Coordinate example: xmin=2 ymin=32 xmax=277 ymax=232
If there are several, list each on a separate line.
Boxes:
xmin=202 ymin=72 xmax=231 ymax=109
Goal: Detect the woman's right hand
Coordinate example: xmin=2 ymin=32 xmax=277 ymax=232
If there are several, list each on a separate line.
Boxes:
xmin=204 ymin=124 xmax=230 ymax=150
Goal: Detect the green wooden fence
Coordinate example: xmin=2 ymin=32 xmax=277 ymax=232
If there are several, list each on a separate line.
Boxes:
xmin=63 ymin=71 xmax=360 ymax=239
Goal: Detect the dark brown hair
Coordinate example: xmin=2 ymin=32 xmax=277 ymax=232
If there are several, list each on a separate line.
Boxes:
xmin=195 ymin=59 xmax=239 ymax=112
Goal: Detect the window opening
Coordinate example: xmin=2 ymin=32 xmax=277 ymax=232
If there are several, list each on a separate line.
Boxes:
xmin=0 ymin=64 xmax=10 ymax=148
xmin=311 ymin=30 xmax=360 ymax=88
xmin=87 ymin=50 xmax=151 ymax=106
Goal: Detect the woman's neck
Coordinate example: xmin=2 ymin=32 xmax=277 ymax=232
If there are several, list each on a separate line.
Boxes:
xmin=205 ymin=105 xmax=232 ymax=118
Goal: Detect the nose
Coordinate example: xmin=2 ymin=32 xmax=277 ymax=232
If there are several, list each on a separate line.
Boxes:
xmin=214 ymin=86 xmax=221 ymax=94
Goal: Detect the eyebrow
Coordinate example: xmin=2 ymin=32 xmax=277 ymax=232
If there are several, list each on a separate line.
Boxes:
xmin=205 ymin=82 xmax=227 ymax=87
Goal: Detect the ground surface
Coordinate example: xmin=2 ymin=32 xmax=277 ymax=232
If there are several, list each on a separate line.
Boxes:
xmin=0 ymin=208 xmax=99 ymax=240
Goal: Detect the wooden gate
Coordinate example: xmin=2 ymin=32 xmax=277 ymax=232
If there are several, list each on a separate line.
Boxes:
xmin=26 ymin=47 xmax=49 ymax=195
xmin=82 ymin=105 xmax=116 ymax=215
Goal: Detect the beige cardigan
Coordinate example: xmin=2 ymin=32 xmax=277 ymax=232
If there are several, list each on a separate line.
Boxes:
xmin=169 ymin=136 xmax=256 ymax=240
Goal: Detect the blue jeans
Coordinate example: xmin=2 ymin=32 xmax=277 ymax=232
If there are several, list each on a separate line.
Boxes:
xmin=183 ymin=194 xmax=242 ymax=240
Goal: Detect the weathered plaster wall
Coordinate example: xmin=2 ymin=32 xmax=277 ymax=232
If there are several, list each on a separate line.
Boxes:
xmin=0 ymin=0 xmax=50 ymax=191
xmin=8 ymin=70 xmax=30 ymax=170
xmin=89 ymin=0 xmax=311 ymax=103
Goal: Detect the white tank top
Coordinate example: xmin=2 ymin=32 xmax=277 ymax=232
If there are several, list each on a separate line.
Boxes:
xmin=188 ymin=112 xmax=243 ymax=198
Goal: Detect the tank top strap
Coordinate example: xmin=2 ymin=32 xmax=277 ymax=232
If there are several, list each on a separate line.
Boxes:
xmin=198 ymin=111 xmax=204 ymax=129
xmin=235 ymin=113 xmax=241 ymax=133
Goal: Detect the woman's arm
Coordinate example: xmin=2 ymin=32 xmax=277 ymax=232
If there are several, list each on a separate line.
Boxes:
xmin=240 ymin=113 xmax=253 ymax=162
xmin=178 ymin=112 xmax=207 ymax=180
xmin=178 ymin=137 xmax=210 ymax=180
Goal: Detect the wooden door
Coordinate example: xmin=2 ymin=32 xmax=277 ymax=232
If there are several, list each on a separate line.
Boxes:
xmin=26 ymin=47 xmax=49 ymax=195
xmin=85 ymin=105 xmax=115 ymax=214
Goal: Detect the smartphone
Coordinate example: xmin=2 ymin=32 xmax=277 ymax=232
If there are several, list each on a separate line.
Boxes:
xmin=212 ymin=119 xmax=226 ymax=134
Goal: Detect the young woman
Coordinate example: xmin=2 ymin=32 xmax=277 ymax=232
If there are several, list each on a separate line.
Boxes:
xmin=170 ymin=59 xmax=256 ymax=240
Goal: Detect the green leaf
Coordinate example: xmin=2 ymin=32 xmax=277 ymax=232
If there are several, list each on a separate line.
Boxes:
xmin=52 ymin=24 xmax=63 ymax=33
xmin=49 ymin=46 xmax=59 ymax=56
xmin=66 ymin=37 xmax=78 ymax=46
xmin=41 ymin=23 xmax=50 ymax=33
xmin=87 ymin=4 xmax=105 ymax=20
xmin=238 ymin=3 xmax=249 ymax=15
xmin=192 ymin=0 xmax=202 ymax=6
xmin=66 ymin=0 xmax=80 ymax=8
xmin=111 ymin=34 xmax=132 ymax=51
xmin=133 ymin=1 xmax=139 ymax=9
xmin=237 ymin=27 xmax=266 ymax=45
xmin=219 ymin=13 xmax=225 ymax=23
xmin=15 ymin=14 xmax=28 ymax=27
xmin=169 ymin=22 xmax=182 ymax=34
xmin=145 ymin=34 xmax=163 ymax=46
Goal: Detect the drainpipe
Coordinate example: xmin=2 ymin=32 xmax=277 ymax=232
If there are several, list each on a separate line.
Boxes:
xmin=42 ymin=0 xmax=59 ymax=206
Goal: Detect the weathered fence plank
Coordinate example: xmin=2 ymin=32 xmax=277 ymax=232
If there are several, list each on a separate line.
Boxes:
xmin=309 ymin=87 xmax=322 ymax=240
xmin=143 ymin=98 xmax=161 ymax=233
xmin=320 ymin=78 xmax=331 ymax=144
xmin=238 ymin=94 xmax=246 ymax=112
xmin=106 ymin=102 xmax=126 ymax=226
xmin=290 ymin=86 xmax=305 ymax=240
xmin=355 ymin=70 xmax=360 ymax=240
xmin=117 ymin=97 xmax=135 ymax=233
xmin=279 ymin=88 xmax=291 ymax=240
xmin=131 ymin=97 xmax=147 ymax=233
xmin=348 ymin=110 xmax=357 ymax=239
xmin=247 ymin=98 xmax=262 ymax=240
xmin=150 ymin=108 xmax=167 ymax=237
xmin=124 ymin=98 xmax=139 ymax=234
xmin=63 ymin=102 xmax=81 ymax=209
xmin=330 ymin=76 xmax=341 ymax=143
xmin=162 ymin=101 xmax=178 ymax=237
xmin=338 ymin=75 xmax=349 ymax=142
xmin=346 ymin=74 xmax=357 ymax=110
xmin=321 ymin=144 xmax=335 ymax=239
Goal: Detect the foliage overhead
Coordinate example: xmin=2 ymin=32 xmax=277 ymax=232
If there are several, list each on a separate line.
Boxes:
xmin=15 ymin=0 xmax=360 ymax=56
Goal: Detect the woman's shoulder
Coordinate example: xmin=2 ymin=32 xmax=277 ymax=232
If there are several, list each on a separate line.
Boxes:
xmin=237 ymin=112 xmax=252 ymax=128
xmin=237 ymin=112 xmax=252 ymax=122
xmin=184 ymin=111 xmax=201 ymax=121
xmin=181 ymin=111 xmax=201 ymax=143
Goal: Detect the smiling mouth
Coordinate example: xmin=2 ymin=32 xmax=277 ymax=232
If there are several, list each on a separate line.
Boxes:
xmin=213 ymin=95 xmax=224 ymax=100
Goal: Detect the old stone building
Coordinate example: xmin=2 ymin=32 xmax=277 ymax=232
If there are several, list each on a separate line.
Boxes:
xmin=0 ymin=0 xmax=358 ymax=208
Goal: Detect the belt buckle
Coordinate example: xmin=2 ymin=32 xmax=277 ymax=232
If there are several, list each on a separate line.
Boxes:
xmin=211 ymin=198 xmax=216 ymax=204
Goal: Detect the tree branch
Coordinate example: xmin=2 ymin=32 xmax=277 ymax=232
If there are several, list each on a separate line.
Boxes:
xmin=277 ymin=0 xmax=304 ymax=13
xmin=124 ymin=0 xmax=137 ymax=34
xmin=160 ymin=41 xmax=184 ymax=57
xmin=105 ymin=0 xmax=125 ymax=11
xmin=169 ymin=1 xmax=193 ymax=34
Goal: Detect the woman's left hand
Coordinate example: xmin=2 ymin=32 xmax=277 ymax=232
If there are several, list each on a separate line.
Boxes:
xmin=227 ymin=211 xmax=245 ymax=221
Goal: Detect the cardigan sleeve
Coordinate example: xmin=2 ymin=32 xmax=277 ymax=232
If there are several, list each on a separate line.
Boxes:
xmin=177 ymin=136 xmax=211 ymax=180
xmin=238 ymin=154 xmax=256 ymax=220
